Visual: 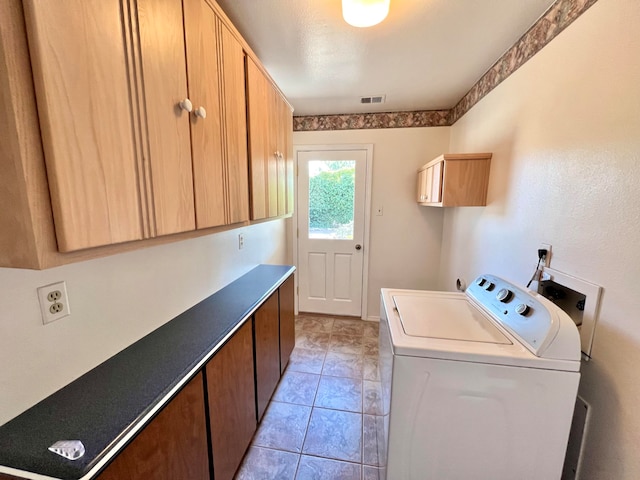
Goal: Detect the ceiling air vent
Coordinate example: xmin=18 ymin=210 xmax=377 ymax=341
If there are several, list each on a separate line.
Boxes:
xmin=360 ymin=95 xmax=386 ymax=104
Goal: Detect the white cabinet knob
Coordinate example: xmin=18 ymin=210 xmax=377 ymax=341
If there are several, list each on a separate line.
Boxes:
xmin=179 ymin=98 xmax=193 ymax=112
xmin=194 ymin=106 xmax=207 ymax=119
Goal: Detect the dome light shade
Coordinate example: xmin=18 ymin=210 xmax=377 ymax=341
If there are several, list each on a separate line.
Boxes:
xmin=342 ymin=0 xmax=390 ymax=28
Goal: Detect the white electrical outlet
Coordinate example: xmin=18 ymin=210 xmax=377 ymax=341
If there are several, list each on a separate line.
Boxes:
xmin=238 ymin=233 xmax=245 ymax=250
xmin=540 ymin=243 xmax=552 ymax=267
xmin=37 ymin=281 xmax=70 ymax=324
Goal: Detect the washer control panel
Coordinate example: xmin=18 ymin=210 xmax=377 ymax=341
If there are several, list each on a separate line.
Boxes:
xmin=467 ymin=274 xmax=556 ymax=356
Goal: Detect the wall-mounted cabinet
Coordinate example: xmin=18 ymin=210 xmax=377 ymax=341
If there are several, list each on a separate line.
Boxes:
xmin=0 ymin=0 xmax=290 ymax=269
xmin=246 ymin=58 xmax=294 ymax=221
xmin=417 ymin=153 xmax=492 ymax=207
xmin=22 ymin=0 xmax=248 ymax=252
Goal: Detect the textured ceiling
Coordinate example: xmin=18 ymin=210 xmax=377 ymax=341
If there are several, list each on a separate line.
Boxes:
xmin=216 ymin=0 xmax=557 ymax=116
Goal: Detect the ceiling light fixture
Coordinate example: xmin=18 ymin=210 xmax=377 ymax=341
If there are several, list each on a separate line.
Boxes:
xmin=342 ymin=0 xmax=390 ymax=28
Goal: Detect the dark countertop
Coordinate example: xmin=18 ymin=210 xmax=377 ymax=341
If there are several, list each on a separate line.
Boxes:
xmin=0 ymin=264 xmax=295 ymax=480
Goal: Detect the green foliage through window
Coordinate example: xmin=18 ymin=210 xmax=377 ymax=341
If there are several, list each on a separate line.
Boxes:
xmin=309 ymin=162 xmax=355 ymax=230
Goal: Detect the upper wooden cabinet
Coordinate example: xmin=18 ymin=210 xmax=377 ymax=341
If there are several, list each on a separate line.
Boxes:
xmin=246 ymin=58 xmax=294 ymax=221
xmin=417 ymin=153 xmax=492 ymax=207
xmin=24 ymin=0 xmax=196 ymax=251
xmin=0 ymin=0 xmax=287 ymax=268
xmin=186 ymin=1 xmax=249 ymax=229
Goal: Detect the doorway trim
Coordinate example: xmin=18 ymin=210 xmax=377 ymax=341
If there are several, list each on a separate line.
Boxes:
xmin=293 ymin=144 xmax=373 ymax=320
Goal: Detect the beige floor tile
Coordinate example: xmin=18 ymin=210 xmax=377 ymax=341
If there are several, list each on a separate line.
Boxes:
xmin=363 ymin=380 xmax=383 ymax=415
xmin=296 ymin=316 xmax=334 ymax=334
xmin=363 ymin=355 xmax=380 ymax=381
xmin=363 ymin=321 xmax=379 ymax=338
xmin=288 ymin=348 xmax=326 ymax=375
xmin=315 ymin=376 xmax=362 ymax=413
xmin=253 ymin=401 xmax=312 ymax=453
xmin=295 ymin=455 xmax=361 ymax=480
xmin=302 ymin=408 xmax=362 ymax=463
xmin=363 ymin=336 xmax=379 ymax=356
xmin=362 ymin=465 xmax=386 ymax=480
xmin=273 ymin=371 xmax=320 ymax=406
xmin=329 ymin=334 xmax=363 ymax=355
xmin=235 ymin=446 xmax=299 ymax=480
xmin=332 ymin=318 xmax=366 ymax=336
xmin=322 ymin=351 xmax=364 ymax=379
xmin=363 ymin=415 xmax=386 ymax=466
xmin=296 ymin=331 xmax=331 ymax=351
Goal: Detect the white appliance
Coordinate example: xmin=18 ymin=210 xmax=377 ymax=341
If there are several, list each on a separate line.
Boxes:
xmin=379 ymin=274 xmax=581 ymax=480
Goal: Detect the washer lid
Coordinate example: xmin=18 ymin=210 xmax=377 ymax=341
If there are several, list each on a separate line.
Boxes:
xmin=393 ymin=294 xmax=511 ymax=345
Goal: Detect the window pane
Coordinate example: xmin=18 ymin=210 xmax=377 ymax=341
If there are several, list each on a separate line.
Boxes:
xmin=308 ymin=160 xmax=355 ymax=239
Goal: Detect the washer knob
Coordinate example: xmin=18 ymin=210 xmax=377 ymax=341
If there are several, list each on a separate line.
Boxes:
xmin=485 ymin=282 xmax=495 ymax=291
xmin=496 ymin=288 xmax=514 ymax=303
xmin=476 ymin=278 xmax=486 ymax=286
xmin=516 ymin=304 xmax=531 ymax=316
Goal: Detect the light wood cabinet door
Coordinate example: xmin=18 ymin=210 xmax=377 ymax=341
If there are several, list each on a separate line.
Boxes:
xmin=267 ymin=85 xmax=280 ymax=217
xmin=137 ymin=0 xmax=195 ymax=236
xmin=247 ymin=60 xmax=293 ymax=220
xmin=206 ymin=321 xmax=256 ymax=480
xmin=246 ymin=58 xmax=269 ymax=220
xmin=417 ymin=168 xmax=428 ymax=203
xmin=417 ymin=154 xmax=491 ymax=207
xmin=98 ymin=373 xmax=209 ymax=480
xmin=283 ymin=104 xmax=295 ymax=215
xmin=254 ymin=291 xmax=281 ymax=420
xmin=276 ymin=95 xmax=287 ymax=216
xmin=279 ymin=275 xmax=295 ymax=374
xmin=185 ymin=0 xmax=225 ymax=229
xmin=429 ymin=161 xmax=443 ymax=203
xmin=219 ymin=20 xmax=250 ymax=225
xmin=23 ymin=0 xmax=144 ymax=252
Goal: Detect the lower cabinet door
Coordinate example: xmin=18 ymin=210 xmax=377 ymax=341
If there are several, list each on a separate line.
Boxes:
xmin=279 ymin=275 xmax=295 ymax=374
xmin=206 ymin=321 xmax=256 ymax=480
xmin=98 ymin=373 xmax=209 ymax=480
xmin=254 ymin=291 xmax=281 ymax=420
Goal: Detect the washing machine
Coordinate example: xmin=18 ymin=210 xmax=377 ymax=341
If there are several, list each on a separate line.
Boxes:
xmin=379 ymin=274 xmax=581 ymax=480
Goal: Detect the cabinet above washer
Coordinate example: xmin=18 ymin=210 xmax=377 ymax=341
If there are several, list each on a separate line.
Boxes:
xmin=417 ymin=153 xmax=492 ymax=207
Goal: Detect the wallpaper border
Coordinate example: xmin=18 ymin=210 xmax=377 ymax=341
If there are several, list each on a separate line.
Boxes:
xmin=293 ymin=0 xmax=599 ymax=132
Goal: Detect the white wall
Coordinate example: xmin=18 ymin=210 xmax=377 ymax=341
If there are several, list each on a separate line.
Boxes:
xmin=293 ymin=127 xmax=450 ymax=319
xmin=0 ymin=220 xmax=287 ymax=425
xmin=440 ymin=0 xmax=640 ymax=477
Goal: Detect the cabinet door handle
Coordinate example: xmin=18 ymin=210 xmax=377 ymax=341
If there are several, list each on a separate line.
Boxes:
xmin=179 ymin=98 xmax=193 ymax=113
xmin=194 ymin=106 xmax=207 ymax=119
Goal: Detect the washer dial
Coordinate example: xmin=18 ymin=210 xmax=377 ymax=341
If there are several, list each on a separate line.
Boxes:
xmin=496 ymin=288 xmax=514 ymax=303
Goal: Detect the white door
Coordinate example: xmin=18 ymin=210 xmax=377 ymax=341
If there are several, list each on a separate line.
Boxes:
xmin=296 ymin=147 xmax=370 ymax=316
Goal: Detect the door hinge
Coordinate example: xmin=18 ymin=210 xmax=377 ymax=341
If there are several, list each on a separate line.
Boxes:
xmin=297 ymin=286 xmax=299 ymax=295
xmin=297 ymin=228 xmax=299 ymax=238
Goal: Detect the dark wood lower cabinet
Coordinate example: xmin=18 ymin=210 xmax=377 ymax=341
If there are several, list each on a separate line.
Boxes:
xmin=279 ymin=275 xmax=295 ymax=374
xmin=0 ymin=273 xmax=295 ymax=480
xmin=254 ymin=291 xmax=281 ymax=420
xmin=206 ymin=321 xmax=256 ymax=480
xmin=97 ymin=373 xmax=209 ymax=480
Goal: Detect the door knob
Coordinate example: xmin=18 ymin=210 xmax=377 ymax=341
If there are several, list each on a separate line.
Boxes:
xmin=355 ymin=244 xmax=362 ymax=250
xmin=179 ymin=98 xmax=193 ymax=112
xmin=194 ymin=106 xmax=207 ymax=119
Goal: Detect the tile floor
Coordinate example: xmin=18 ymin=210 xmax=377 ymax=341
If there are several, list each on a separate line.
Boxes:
xmin=234 ymin=313 xmax=385 ymax=480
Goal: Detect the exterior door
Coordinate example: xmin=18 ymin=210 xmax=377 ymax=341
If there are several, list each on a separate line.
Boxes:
xmin=297 ymin=148 xmax=369 ymax=316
